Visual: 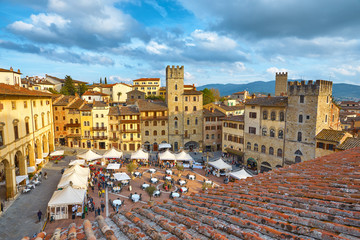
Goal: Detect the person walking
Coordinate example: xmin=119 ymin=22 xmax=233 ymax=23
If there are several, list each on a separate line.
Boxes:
xmin=97 ymin=207 xmax=101 ymax=216
xmin=37 ymin=210 xmax=42 ymax=222
xmin=101 ymin=201 xmax=105 ymax=213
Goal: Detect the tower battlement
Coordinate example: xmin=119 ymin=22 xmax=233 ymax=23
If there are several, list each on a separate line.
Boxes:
xmin=276 ymin=72 xmax=288 ymax=77
xmin=288 ymin=80 xmax=332 ymax=96
xmin=275 ymin=72 xmax=288 ymax=96
xmin=166 ymin=65 xmax=184 ymax=79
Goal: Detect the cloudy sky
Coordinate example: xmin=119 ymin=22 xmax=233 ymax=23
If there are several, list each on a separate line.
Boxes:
xmin=1 ymin=0 xmax=360 ymax=86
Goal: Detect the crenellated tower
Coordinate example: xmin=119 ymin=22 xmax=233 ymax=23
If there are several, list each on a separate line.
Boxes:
xmin=275 ymin=72 xmax=288 ymax=96
xmin=284 ymin=79 xmax=333 ymax=164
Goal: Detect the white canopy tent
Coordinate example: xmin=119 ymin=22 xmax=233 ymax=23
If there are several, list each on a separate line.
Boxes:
xmin=63 ymin=165 xmax=90 ymax=177
xmin=159 ymin=149 xmax=176 ymax=161
xmin=103 ymin=148 xmax=123 ymax=159
xmin=36 ymin=159 xmax=44 ymax=165
xmin=130 ymin=149 xmax=149 ymax=160
xmin=50 ymin=150 xmax=64 ymax=156
xmin=69 ymin=159 xmax=86 ymax=166
xmin=57 ymin=172 xmax=88 ymax=189
xmin=43 ymin=152 xmax=49 ymax=158
xmin=229 ymin=169 xmax=253 ymax=180
xmin=113 ymin=172 xmax=131 ymax=181
xmin=27 ymin=166 xmax=36 ymax=173
xmin=159 ymin=143 xmax=171 ymax=150
xmin=77 ymin=150 xmax=102 ymax=161
xmin=48 ymin=186 xmax=86 ymax=220
xmin=16 ymin=175 xmax=28 ymax=185
xmin=208 ymin=158 xmax=232 ymax=170
xmin=175 ymin=151 xmax=193 ymax=162
xmin=107 ymin=163 xmax=120 ymax=170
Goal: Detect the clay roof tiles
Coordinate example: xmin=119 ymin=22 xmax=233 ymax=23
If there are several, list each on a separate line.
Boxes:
xmin=108 ymin=106 xmax=120 ymax=116
xmin=316 ymin=129 xmax=348 ymax=142
xmin=0 ymin=83 xmax=52 ymax=97
xmin=183 ymin=89 xmax=202 ymax=95
xmin=119 ymin=106 xmax=140 ymax=115
xmin=82 ymin=90 xmax=109 ymax=96
xmin=136 ymin=99 xmax=167 ymax=111
xmin=28 ymin=147 xmax=360 ymax=239
xmin=53 ymin=95 xmax=75 ymax=106
xmin=79 ymin=103 xmax=92 ymax=111
xmin=46 ymin=74 xmax=87 ymax=84
xmin=246 ymin=96 xmax=288 ymax=107
xmin=133 ymin=78 xmax=160 ymax=82
xmin=217 ymin=104 xmax=244 ymax=111
xmin=223 ymin=115 xmax=244 ymax=122
xmin=203 ymin=108 xmax=226 ymax=117
xmin=92 ymin=101 xmax=108 ymax=108
xmin=337 ymin=137 xmax=360 ymax=150
xmin=66 ymin=98 xmax=84 ymax=109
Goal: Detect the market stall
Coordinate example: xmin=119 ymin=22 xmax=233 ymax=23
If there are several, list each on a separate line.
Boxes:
xmin=57 ymin=172 xmax=88 ymax=189
xmin=229 ymin=168 xmax=253 ymax=180
xmin=208 ymin=158 xmax=232 ymax=177
xmin=103 ymin=148 xmax=123 ymax=159
xmin=77 ymin=150 xmax=102 ymax=162
xmin=107 ymin=163 xmax=120 ymax=170
xmin=47 ymin=186 xmax=86 ymax=220
xmin=175 ymin=151 xmax=193 ymax=167
xmin=159 ymin=149 xmax=176 ymax=167
xmin=130 ymin=149 xmax=149 ymax=165
xmin=63 ymin=165 xmax=90 ymax=178
xmin=69 ymin=159 xmax=86 ymax=166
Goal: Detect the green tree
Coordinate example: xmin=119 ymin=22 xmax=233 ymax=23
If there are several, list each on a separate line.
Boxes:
xmin=48 ymin=88 xmax=59 ymax=94
xmin=145 ymin=185 xmax=156 ymax=202
xmin=60 ymin=75 xmax=76 ymax=95
xmin=126 ymin=162 xmax=137 ymax=175
xmin=100 ymin=77 xmax=102 ymax=84
xmin=210 ymin=88 xmax=220 ymax=101
xmin=78 ymin=83 xmax=88 ymax=96
xmin=104 ymin=77 xmax=107 ymax=84
xmin=201 ymin=88 xmax=215 ymax=105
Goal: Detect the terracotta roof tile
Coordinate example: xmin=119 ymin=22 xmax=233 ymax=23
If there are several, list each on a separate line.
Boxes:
xmin=183 ymin=90 xmax=202 ymax=95
xmin=93 ymin=101 xmax=108 ymax=108
xmin=0 ymin=83 xmax=52 ymax=97
xmin=66 ymin=98 xmax=84 ymax=109
xmin=119 ymin=106 xmax=140 ymax=115
xmin=337 ymin=137 xmax=360 ymax=150
xmin=222 ymin=115 xmax=244 ymax=122
xmin=246 ymin=96 xmax=288 ymax=107
xmin=79 ymin=103 xmax=92 ymax=111
xmin=217 ymin=104 xmax=244 ymax=111
xmin=108 ymin=106 xmax=120 ymax=116
xmin=53 ymin=95 xmax=75 ymax=106
xmin=133 ymin=78 xmax=160 ymax=82
xmin=316 ymin=129 xmax=348 ymax=142
xmin=46 ymin=74 xmax=87 ymax=84
xmin=136 ymin=100 xmax=167 ymax=111
xmin=82 ymin=91 xmax=109 ymax=96
xmin=203 ymin=109 xmax=226 ymax=117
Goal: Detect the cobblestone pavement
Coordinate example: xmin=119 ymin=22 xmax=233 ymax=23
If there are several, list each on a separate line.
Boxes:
xmin=0 ymin=156 xmax=72 ymax=240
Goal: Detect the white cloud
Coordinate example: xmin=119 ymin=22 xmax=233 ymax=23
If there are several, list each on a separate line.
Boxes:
xmin=331 ymin=65 xmax=360 ymax=76
xmin=184 ymin=71 xmax=194 ymax=80
xmin=266 ymin=67 xmax=288 ymax=74
xmin=190 ymin=29 xmax=237 ymax=51
xmin=234 ymin=62 xmax=246 ymax=71
xmin=109 ymin=75 xmax=132 ymax=83
xmin=146 ymin=41 xmax=169 ymax=55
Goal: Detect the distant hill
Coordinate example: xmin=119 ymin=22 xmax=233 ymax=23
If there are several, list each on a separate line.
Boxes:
xmin=197 ymin=80 xmax=360 ymax=100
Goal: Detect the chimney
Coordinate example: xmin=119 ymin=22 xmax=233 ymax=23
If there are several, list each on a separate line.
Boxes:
xmin=251 ymin=93 xmax=255 ymax=99
xmin=268 ymin=93 xmax=271 ymax=98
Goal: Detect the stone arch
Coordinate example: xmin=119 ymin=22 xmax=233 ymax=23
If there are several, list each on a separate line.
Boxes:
xmin=25 ymin=144 xmax=35 ymax=167
xmin=260 ymin=161 xmax=272 ymax=173
xmin=14 ymin=150 xmax=26 ymax=176
xmin=35 ymin=138 xmax=43 ymax=159
xmin=48 ymin=131 xmax=55 ymax=152
xmin=42 ymin=134 xmax=49 ymax=154
xmin=0 ymin=158 xmax=16 ymax=199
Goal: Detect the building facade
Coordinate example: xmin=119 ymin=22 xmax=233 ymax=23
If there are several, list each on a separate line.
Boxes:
xmin=203 ymin=108 xmax=225 ymax=152
xmin=132 ymin=78 xmax=160 ymax=96
xmin=221 ymin=115 xmax=245 ymax=162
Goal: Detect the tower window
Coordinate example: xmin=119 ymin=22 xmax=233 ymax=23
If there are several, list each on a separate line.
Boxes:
xmin=175 ymin=96 xmax=178 ymax=102
xmin=297 ymin=132 xmax=302 ymax=142
xmin=175 ymin=84 xmax=177 ymax=90
xmin=300 ymin=95 xmax=305 ymax=103
xmin=299 ymin=115 xmax=303 ymax=123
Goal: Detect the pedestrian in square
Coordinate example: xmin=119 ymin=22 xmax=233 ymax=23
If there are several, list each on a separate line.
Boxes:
xmin=37 ymin=210 xmax=42 ymax=222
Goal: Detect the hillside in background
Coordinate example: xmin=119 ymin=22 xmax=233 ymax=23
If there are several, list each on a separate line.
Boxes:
xmin=197 ymin=80 xmax=360 ymax=100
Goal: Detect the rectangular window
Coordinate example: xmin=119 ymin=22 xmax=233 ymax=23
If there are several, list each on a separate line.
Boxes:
xmin=249 ymin=127 xmax=256 ymax=134
xmin=24 ymin=101 xmax=27 ymax=108
xmin=25 ymin=122 xmax=29 ymax=134
xmin=14 ymin=125 xmax=19 ymax=140
xmin=327 ymin=144 xmax=334 ymax=151
xmin=317 ymin=142 xmax=324 ymax=149
xmin=11 ymin=101 xmax=16 ymax=110
xmin=0 ymin=130 xmax=4 ymax=146
xmin=249 ymin=112 xmax=257 ymax=118
xmin=300 ymin=95 xmax=305 ymax=103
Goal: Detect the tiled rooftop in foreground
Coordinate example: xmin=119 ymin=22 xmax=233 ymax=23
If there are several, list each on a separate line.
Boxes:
xmin=24 ymin=147 xmax=360 ymax=239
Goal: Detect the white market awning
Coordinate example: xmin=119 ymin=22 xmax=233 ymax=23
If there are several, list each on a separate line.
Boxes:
xmin=50 ymin=150 xmax=64 ymax=156
xmin=113 ymin=172 xmax=131 ymax=181
xmin=16 ymin=175 xmax=28 ymax=184
xmin=103 ymin=148 xmax=123 ymax=159
xmin=208 ymin=158 xmax=232 ymax=170
xmin=43 ymin=152 xmax=49 ymax=158
xmin=77 ymin=150 xmax=102 ymax=161
xmin=175 ymin=151 xmax=193 ymax=162
xmin=130 ymin=149 xmax=149 ymax=160
xmin=69 ymin=159 xmax=86 ymax=166
xmin=27 ymin=166 xmax=36 ymax=173
xmin=107 ymin=163 xmax=120 ymax=170
xmin=159 ymin=143 xmax=171 ymax=149
xmin=229 ymin=169 xmax=253 ymax=180
xmin=159 ymin=149 xmax=176 ymax=161
xmin=36 ymin=159 xmax=44 ymax=165
xmin=48 ymin=186 xmax=86 ymax=207
xmin=63 ymin=165 xmax=90 ymax=177
xmin=57 ymin=172 xmax=88 ymax=189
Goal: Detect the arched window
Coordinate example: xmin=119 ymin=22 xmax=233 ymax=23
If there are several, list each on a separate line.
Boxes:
xmin=195 ymin=118 xmax=198 ymax=125
xmin=247 ymin=142 xmax=251 ymax=150
xmin=70 ymin=119 xmax=73 ymax=124
xmin=261 ymin=145 xmax=266 ymax=153
xmin=161 ymin=130 xmax=165 ymax=135
xmin=299 ymin=114 xmax=303 ymax=123
xmin=193 ymin=106 xmax=197 ymax=111
xmin=145 ymin=131 xmax=149 ymax=136
xmin=254 ymin=143 xmax=258 ymax=151
xmin=262 ymin=127 xmax=267 ymax=136
xmin=175 ymin=96 xmax=178 ymax=102
xmin=271 ymin=111 xmax=276 ymax=120
xmin=175 ymin=84 xmax=177 ymax=90
xmin=278 ymin=130 xmax=284 ymax=139
xmin=277 ymin=148 xmax=283 ymax=157
xmin=161 ymin=121 xmax=165 ymax=126
xmin=145 ymin=121 xmax=149 ymax=126
xmin=297 ymin=132 xmax=302 ymax=142
xmin=153 ymin=130 xmax=157 ymax=136
xmin=153 ymin=121 xmax=157 ymax=126
xmin=279 ymin=112 xmax=284 ymax=121
xmin=270 ymin=129 xmax=275 ymax=138
xmin=263 ymin=110 xmax=268 ymax=120
xmin=269 ymin=147 xmax=274 ymax=155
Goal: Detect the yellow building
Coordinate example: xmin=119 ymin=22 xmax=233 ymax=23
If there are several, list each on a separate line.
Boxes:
xmin=118 ymin=106 xmax=141 ymax=151
xmin=92 ymin=101 xmax=109 ymax=150
xmin=0 ymin=83 xmax=54 ymax=199
xmin=80 ymin=103 xmax=93 ymax=149
xmin=132 ymin=78 xmax=160 ymax=96
xmin=65 ymin=98 xmax=84 ymax=148
xmin=222 ymin=115 xmax=245 ymax=161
